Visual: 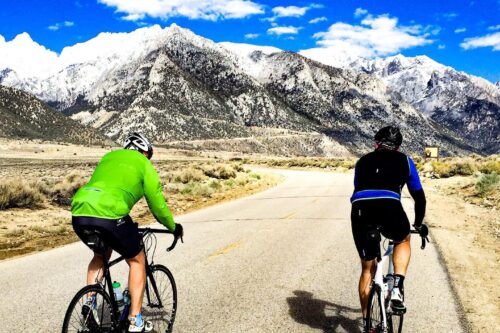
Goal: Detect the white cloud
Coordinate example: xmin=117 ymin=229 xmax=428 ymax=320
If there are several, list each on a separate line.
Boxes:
xmin=299 ymin=11 xmax=432 ymax=65
xmin=443 ymin=12 xmax=458 ymax=20
xmin=98 ymin=0 xmax=264 ymax=21
xmin=267 ymin=26 xmax=302 ymax=36
xmin=454 ymin=27 xmax=467 ymax=34
xmin=461 ymin=31 xmax=500 ymax=51
xmin=354 ymin=8 xmax=368 ymax=18
xmin=244 ymin=33 xmax=259 ymax=39
xmin=272 ymin=6 xmax=308 ymax=18
xmin=266 ymin=4 xmax=322 ymax=22
xmin=309 ymin=16 xmax=327 ymax=24
xmin=48 ymin=21 xmax=75 ymax=31
xmin=438 ymin=44 xmax=446 ymax=49
xmin=488 ymin=24 xmax=500 ymax=31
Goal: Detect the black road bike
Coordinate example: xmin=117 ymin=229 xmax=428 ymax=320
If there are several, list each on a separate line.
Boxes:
xmin=62 ymin=228 xmax=181 ymax=333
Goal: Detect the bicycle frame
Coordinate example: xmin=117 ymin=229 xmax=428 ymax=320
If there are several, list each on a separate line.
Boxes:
xmin=370 ymin=229 xmax=428 ymax=333
xmin=94 ymin=228 xmax=176 ymax=326
xmin=372 ymin=242 xmax=395 ymax=332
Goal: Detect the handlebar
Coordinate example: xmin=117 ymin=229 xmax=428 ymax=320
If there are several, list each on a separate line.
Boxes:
xmin=138 ymin=228 xmax=183 ymax=252
xmin=410 ymin=229 xmax=429 ymax=250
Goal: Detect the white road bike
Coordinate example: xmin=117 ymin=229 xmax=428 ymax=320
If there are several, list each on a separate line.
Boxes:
xmin=365 ymin=228 xmax=428 ymax=333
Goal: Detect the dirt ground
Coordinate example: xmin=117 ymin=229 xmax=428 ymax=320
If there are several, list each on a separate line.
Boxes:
xmin=423 ymin=177 xmax=499 ymax=333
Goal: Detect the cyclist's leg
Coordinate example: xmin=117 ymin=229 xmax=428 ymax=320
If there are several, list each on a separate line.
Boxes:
xmin=393 ymin=235 xmax=410 ymax=276
xmin=87 ymin=248 xmax=113 ymax=285
xmin=126 ymin=249 xmax=146 ymax=317
xmin=101 ymin=216 xmax=144 ymax=316
xmin=351 ymin=202 xmax=380 ymax=318
xmin=359 ymin=259 xmax=377 ymax=317
xmin=381 ymin=202 xmax=410 ymax=311
xmin=382 ymin=202 xmax=411 ymax=278
xmin=72 ymin=216 xmax=113 ymax=285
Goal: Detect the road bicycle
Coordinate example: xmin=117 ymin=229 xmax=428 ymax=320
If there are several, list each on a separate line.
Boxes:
xmin=62 ymin=227 xmax=181 ymax=333
xmin=365 ymin=227 xmax=429 ymax=333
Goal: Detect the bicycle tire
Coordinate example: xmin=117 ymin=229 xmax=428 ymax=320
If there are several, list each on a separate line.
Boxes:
xmin=142 ymin=264 xmax=178 ymax=333
xmin=62 ymin=284 xmax=117 ymax=333
xmin=389 ymin=313 xmax=404 ymax=333
xmin=366 ymin=285 xmax=384 ymax=333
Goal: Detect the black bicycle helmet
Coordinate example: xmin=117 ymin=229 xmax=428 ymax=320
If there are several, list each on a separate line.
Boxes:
xmin=123 ymin=132 xmax=153 ymax=159
xmin=374 ymin=126 xmax=403 ymax=149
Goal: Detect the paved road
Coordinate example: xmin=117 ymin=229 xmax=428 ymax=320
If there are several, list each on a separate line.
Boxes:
xmin=0 ymin=169 xmax=466 ymax=332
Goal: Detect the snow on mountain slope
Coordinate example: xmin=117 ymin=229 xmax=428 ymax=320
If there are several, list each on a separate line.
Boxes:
xmin=349 ymin=54 xmax=500 ymax=153
xmin=0 ymin=24 xmax=492 ymax=155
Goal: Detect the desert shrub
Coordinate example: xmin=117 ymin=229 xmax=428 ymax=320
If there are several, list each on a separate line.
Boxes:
xmin=478 ymin=159 xmax=500 ymax=174
xmin=232 ymin=163 xmax=245 ymax=172
xmin=202 ymin=164 xmax=237 ymax=179
xmin=476 ymin=172 xmax=499 ymax=196
xmin=431 ymin=161 xmax=454 ymax=177
xmin=0 ymin=178 xmax=45 ymax=210
xmin=174 ymin=167 xmax=206 ymax=184
xmin=209 ymin=180 xmax=223 ymax=190
xmin=453 ymin=161 xmax=476 ymax=176
xmin=250 ymin=173 xmax=261 ymax=180
xmin=179 ymin=183 xmax=195 ymax=195
xmin=52 ymin=171 xmax=87 ymax=205
xmin=192 ymin=184 xmax=215 ymax=197
xmin=431 ymin=160 xmax=475 ymax=178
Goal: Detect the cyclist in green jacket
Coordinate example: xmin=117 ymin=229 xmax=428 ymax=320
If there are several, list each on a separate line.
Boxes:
xmin=71 ymin=133 xmax=183 ymax=333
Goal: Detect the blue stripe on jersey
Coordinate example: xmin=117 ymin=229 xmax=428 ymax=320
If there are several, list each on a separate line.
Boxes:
xmin=407 ymin=157 xmax=423 ymax=191
xmin=350 ymin=189 xmax=401 ymax=203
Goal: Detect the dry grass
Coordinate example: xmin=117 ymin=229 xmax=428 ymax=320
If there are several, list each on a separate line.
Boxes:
xmin=0 ymin=178 xmax=45 ymax=209
xmin=0 ymin=158 xmax=281 ymax=260
xmin=419 ymin=155 xmax=499 ymax=178
xmin=245 ymin=157 xmax=356 ymax=171
xmin=418 ymin=155 xmax=500 ymax=209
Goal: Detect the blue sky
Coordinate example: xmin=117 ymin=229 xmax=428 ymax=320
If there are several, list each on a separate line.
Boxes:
xmin=0 ymin=0 xmax=499 ymax=82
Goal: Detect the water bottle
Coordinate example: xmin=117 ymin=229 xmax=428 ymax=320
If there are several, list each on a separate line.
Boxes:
xmin=123 ymin=287 xmax=131 ymax=306
xmin=112 ymin=281 xmax=125 ymax=312
xmin=119 ymin=287 xmax=131 ymax=320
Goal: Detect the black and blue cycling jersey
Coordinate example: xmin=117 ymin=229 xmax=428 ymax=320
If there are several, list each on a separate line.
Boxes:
xmin=351 ymin=149 xmax=426 ymax=226
xmin=350 ymin=148 xmax=426 ymax=260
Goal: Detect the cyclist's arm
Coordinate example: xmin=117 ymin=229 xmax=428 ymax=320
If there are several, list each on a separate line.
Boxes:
xmin=143 ymin=162 xmax=176 ymax=232
xmin=406 ymin=157 xmax=426 ymax=227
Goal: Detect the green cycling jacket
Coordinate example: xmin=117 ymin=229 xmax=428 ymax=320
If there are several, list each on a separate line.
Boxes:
xmin=71 ymin=149 xmax=175 ymax=231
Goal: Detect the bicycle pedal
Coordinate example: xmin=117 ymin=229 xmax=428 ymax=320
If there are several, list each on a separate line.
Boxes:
xmin=391 ymin=306 xmax=407 ymax=315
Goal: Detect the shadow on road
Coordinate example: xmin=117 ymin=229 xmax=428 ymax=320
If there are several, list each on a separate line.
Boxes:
xmin=286 ymin=290 xmax=362 ymax=333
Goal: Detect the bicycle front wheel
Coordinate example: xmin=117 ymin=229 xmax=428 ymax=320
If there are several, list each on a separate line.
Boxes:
xmin=62 ymin=284 xmax=117 ymax=333
xmin=366 ymin=285 xmax=384 ymax=333
xmin=143 ymin=264 xmax=178 ymax=333
xmin=389 ymin=313 xmax=404 ymax=333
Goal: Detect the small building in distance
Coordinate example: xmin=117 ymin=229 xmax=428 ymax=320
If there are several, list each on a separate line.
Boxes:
xmin=424 ymin=147 xmax=439 ymax=159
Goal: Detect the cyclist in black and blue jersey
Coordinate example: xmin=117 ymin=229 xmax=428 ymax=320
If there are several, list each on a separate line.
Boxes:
xmin=350 ymin=126 xmax=427 ymax=327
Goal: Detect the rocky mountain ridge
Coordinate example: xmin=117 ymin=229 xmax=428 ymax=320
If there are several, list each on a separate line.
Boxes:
xmin=0 ymin=24 xmax=497 ymax=155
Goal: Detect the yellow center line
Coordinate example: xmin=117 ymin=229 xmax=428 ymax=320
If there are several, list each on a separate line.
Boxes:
xmin=208 ymin=240 xmax=243 ymax=259
xmin=281 ymin=212 xmax=297 ymax=220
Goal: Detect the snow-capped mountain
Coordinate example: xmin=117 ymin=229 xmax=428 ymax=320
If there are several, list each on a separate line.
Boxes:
xmin=0 ymin=24 xmax=494 ymax=155
xmin=349 ymin=55 xmax=500 ymax=153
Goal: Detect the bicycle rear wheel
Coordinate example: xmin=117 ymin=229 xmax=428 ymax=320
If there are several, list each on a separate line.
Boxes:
xmin=366 ymin=285 xmax=384 ymax=333
xmin=389 ymin=314 xmax=404 ymax=333
xmin=142 ymin=264 xmax=177 ymax=333
xmin=62 ymin=284 xmax=117 ymax=333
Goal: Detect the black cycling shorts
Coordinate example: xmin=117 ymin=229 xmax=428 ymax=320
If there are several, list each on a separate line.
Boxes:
xmin=72 ymin=215 xmax=142 ymax=259
xmin=351 ymin=199 xmax=410 ymax=261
